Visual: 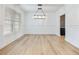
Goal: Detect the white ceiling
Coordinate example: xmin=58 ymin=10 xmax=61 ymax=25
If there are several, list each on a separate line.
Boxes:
xmin=20 ymin=4 xmax=64 ymax=12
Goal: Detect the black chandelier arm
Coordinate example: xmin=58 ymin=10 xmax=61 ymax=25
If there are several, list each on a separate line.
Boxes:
xmin=34 ymin=8 xmax=46 ymax=16
xmin=41 ymin=8 xmax=46 ymax=16
xmin=33 ymin=4 xmax=46 ymax=19
xmin=34 ymin=9 xmax=39 ymax=16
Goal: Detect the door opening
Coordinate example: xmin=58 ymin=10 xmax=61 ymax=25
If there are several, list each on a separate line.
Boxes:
xmin=60 ymin=14 xmax=65 ymax=36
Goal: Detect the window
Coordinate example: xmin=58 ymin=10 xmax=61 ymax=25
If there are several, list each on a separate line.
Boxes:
xmin=3 ymin=7 xmax=21 ymax=35
xmin=13 ymin=13 xmax=21 ymax=32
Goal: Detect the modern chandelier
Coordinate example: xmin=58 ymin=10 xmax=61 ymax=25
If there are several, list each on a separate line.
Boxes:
xmin=33 ymin=4 xmax=46 ymax=19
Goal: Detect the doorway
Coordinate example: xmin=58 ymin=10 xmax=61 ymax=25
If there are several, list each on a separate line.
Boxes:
xmin=60 ymin=14 xmax=65 ymax=36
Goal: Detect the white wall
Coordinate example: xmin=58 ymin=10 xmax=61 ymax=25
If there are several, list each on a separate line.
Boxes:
xmin=25 ymin=12 xmax=59 ymax=35
xmin=56 ymin=4 xmax=79 ymax=48
xmin=0 ymin=5 xmax=4 ymax=48
xmin=65 ymin=4 xmax=79 ymax=48
xmin=0 ymin=5 xmax=25 ymax=49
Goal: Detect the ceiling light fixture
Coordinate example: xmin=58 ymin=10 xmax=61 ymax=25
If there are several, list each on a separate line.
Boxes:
xmin=33 ymin=4 xmax=46 ymax=19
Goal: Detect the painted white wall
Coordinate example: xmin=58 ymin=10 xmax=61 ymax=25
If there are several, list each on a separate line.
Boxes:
xmin=56 ymin=4 xmax=79 ymax=48
xmin=0 ymin=5 xmax=25 ymax=49
xmin=0 ymin=5 xmax=4 ymax=48
xmin=25 ymin=12 xmax=59 ymax=35
xmin=65 ymin=4 xmax=79 ymax=48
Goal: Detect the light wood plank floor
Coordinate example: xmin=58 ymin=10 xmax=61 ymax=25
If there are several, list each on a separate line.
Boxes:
xmin=0 ymin=35 xmax=79 ymax=55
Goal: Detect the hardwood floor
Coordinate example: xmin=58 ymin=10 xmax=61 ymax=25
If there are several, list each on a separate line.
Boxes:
xmin=0 ymin=35 xmax=79 ymax=55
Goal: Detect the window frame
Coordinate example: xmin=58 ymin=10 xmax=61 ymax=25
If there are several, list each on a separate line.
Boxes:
xmin=3 ymin=7 xmax=21 ymax=35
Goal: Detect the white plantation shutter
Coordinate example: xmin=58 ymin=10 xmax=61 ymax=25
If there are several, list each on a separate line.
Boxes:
xmin=13 ymin=13 xmax=20 ymax=32
xmin=3 ymin=7 xmax=21 ymax=35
